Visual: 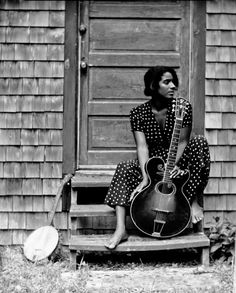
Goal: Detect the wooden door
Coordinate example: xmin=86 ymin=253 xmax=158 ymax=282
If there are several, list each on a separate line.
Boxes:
xmin=77 ymin=0 xmax=190 ymax=168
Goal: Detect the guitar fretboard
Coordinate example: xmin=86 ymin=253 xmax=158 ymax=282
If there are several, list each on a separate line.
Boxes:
xmin=163 ymin=118 xmax=183 ymax=184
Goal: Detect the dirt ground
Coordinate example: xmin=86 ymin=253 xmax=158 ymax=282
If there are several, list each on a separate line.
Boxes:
xmin=85 ymin=267 xmax=220 ymax=292
xmin=61 ymin=264 xmax=230 ymax=293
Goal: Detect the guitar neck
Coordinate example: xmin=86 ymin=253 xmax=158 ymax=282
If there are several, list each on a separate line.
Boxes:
xmin=163 ymin=118 xmax=183 ymax=183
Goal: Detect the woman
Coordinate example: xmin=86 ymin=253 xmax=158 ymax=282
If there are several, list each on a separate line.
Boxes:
xmin=104 ymin=66 xmax=210 ymax=249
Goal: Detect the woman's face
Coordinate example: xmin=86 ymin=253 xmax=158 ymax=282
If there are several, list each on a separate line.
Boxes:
xmin=157 ymin=72 xmax=177 ymax=99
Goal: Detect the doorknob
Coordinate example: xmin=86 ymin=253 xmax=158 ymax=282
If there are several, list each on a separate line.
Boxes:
xmin=80 ymin=61 xmax=87 ymax=69
xmin=79 ymin=24 xmax=87 ymax=34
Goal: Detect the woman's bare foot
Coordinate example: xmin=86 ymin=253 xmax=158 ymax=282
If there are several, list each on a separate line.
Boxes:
xmin=191 ymin=200 xmax=204 ymax=224
xmin=104 ymin=228 xmax=128 ymax=250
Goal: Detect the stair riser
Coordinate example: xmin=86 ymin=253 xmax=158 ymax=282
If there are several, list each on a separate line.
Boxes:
xmin=71 ymin=216 xmax=136 ymax=230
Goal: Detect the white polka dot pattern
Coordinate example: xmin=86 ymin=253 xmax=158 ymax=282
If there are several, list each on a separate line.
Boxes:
xmin=104 ymin=99 xmax=210 ymax=208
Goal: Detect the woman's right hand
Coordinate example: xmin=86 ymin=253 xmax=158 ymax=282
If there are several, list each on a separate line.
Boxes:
xmin=129 ymin=178 xmax=149 ymax=202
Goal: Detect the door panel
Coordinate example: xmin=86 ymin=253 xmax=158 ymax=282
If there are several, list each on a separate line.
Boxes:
xmin=78 ymin=0 xmax=190 ymax=167
xmin=90 ymin=19 xmax=180 ymax=51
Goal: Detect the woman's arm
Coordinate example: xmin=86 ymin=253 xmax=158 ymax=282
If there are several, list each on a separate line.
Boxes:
xmin=129 ymin=131 xmax=149 ymax=200
xmin=176 ymin=125 xmax=191 ymax=164
xmin=133 ymin=131 xmax=149 ymax=181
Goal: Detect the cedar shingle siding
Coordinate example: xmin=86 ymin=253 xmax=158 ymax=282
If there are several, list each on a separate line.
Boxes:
xmin=205 ymin=0 xmax=236 ymax=225
xmin=0 ymin=1 xmax=65 ymax=245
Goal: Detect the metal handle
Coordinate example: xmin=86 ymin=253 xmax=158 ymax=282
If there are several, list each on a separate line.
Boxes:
xmin=79 ymin=24 xmax=87 ymax=34
xmin=80 ymin=60 xmax=87 ymax=69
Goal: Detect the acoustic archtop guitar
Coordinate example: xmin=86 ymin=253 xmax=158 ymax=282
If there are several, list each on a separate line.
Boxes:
xmin=130 ymin=97 xmax=191 ymax=239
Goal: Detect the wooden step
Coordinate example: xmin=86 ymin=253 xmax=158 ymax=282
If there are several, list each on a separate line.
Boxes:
xmin=70 ymin=204 xmax=115 ymax=217
xmin=71 ymin=169 xmax=114 ymax=188
xmin=69 ymin=233 xmax=210 ymax=252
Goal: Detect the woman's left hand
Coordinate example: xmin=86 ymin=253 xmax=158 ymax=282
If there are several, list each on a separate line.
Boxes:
xmin=170 ymin=166 xmax=187 ymax=178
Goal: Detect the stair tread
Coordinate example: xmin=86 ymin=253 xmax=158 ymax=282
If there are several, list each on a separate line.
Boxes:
xmin=70 ymin=204 xmax=115 ymax=217
xmin=69 ymin=233 xmax=210 ymax=252
xmin=71 ymin=171 xmax=114 ymax=188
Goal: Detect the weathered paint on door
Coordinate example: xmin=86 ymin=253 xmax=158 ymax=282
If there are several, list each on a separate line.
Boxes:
xmin=78 ymin=1 xmax=190 ymax=167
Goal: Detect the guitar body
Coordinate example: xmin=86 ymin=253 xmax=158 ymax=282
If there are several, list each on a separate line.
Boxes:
xmin=130 ymin=156 xmax=191 ymax=239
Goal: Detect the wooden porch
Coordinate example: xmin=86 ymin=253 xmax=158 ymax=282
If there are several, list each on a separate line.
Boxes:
xmin=68 ymin=170 xmax=210 ymax=270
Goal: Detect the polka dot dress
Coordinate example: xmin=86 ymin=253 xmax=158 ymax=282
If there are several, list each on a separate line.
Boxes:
xmin=104 ymin=98 xmax=210 ymax=208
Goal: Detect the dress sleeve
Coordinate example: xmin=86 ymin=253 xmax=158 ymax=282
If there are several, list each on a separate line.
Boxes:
xmin=130 ymin=107 xmax=144 ymax=132
xmin=182 ymin=102 xmax=192 ymax=128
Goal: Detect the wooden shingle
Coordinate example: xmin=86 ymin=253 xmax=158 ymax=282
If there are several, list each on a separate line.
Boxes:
xmin=22 ymin=146 xmax=44 ymax=162
xmin=6 ymin=178 xmax=22 ymax=195
xmin=0 ymin=129 xmax=20 ymax=145
xmin=9 ymin=212 xmax=26 ymax=229
xmin=12 ymin=195 xmax=33 ymax=212
xmin=38 ymin=129 xmax=51 ymax=145
xmin=29 ymin=11 xmax=49 ymax=27
xmin=32 ymin=96 xmax=46 ymax=112
xmin=0 ymin=231 xmax=12 ymax=245
xmin=6 ymin=27 xmax=30 ymax=43
xmin=38 ymin=78 xmax=51 ymax=94
xmin=12 ymin=230 xmax=25 ymax=245
xmin=0 ymin=10 xmax=9 ymax=26
xmin=0 ymin=196 xmax=13 ymax=211
xmin=46 ymin=113 xmax=63 ymax=129
xmin=0 ymin=27 xmax=6 ymax=43
xmin=21 ymin=129 xmax=39 ymax=145
xmin=217 ymin=130 xmax=229 ymax=145
xmin=32 ymin=113 xmax=46 ymax=129
xmin=209 ymin=162 xmax=221 ymax=177
xmin=1 ymin=44 xmax=15 ymax=60
xmin=21 ymin=114 xmax=33 ymax=129
xmin=205 ymin=130 xmax=217 ymax=145
xmin=45 ymin=146 xmax=63 ymax=162
xmin=205 ymin=113 xmax=222 ymax=129
xmin=205 ymin=178 xmax=219 ymax=194
xmin=50 ymin=96 xmax=63 ymax=112
xmin=207 ymin=14 xmax=236 ymax=30
xmin=43 ymin=178 xmax=61 ymax=195
xmin=22 ymin=78 xmax=38 ymax=95
xmin=8 ymin=11 xmax=29 ymax=26
xmin=26 ymin=212 xmax=48 ymax=230
xmin=50 ymin=1 xmax=65 ymax=10
xmin=6 ymin=113 xmax=22 ymax=128
xmin=22 ymin=179 xmax=42 ymax=195
xmin=6 ymin=146 xmax=22 ymax=162
xmin=33 ymin=45 xmax=48 ymax=60
xmin=49 ymin=11 xmax=65 ymax=27
xmin=4 ymin=162 xmax=25 ymax=178
xmin=47 ymin=45 xmax=64 ymax=60
xmin=15 ymin=44 xmax=33 ymax=60
xmin=222 ymin=113 xmax=236 ymax=129
xmin=50 ymin=78 xmax=64 ymax=95
xmin=50 ymin=130 xmax=62 ymax=145
xmin=34 ymin=61 xmax=52 ymax=77
xmin=0 ymin=213 xmax=9 ymax=229
xmin=24 ymin=163 xmax=40 ymax=178
xmin=220 ymin=97 xmax=234 ymax=112
xmin=32 ymin=196 xmax=44 ymax=212
xmin=222 ymin=162 xmax=236 ymax=177
xmin=40 ymin=162 xmax=62 ymax=178
xmin=228 ymin=130 xmax=236 ymax=144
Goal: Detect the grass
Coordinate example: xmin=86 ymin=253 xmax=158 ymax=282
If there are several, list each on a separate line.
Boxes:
xmin=0 ymin=246 xmax=234 ymax=293
xmin=0 ymin=246 xmax=88 ymax=293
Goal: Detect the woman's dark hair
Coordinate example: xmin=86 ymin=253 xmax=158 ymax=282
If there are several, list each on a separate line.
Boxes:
xmin=144 ymin=66 xmax=179 ymax=96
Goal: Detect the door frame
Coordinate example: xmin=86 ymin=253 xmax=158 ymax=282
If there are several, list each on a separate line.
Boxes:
xmin=62 ymin=0 xmax=206 ymax=175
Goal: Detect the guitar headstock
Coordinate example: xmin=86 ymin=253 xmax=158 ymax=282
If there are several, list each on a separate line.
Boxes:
xmin=175 ymin=96 xmax=187 ymax=120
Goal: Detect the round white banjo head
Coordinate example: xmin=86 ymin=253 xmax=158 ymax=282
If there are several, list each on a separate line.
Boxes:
xmin=24 ymin=226 xmax=59 ymax=262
